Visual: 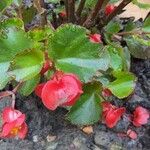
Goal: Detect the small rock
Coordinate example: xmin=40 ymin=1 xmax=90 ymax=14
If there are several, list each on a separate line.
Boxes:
xmin=72 ymin=137 xmax=87 ymax=150
xmin=94 ymin=131 xmax=111 ymax=147
xmin=46 ymin=135 xmax=57 ymax=142
xmin=82 ymin=126 xmax=93 ymax=135
xmin=46 ymin=142 xmax=58 ymax=150
xmin=32 ymin=135 xmax=39 ymax=142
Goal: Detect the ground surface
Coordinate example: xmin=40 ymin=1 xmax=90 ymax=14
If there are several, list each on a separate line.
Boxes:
xmin=0 ymin=58 xmax=149 ymax=150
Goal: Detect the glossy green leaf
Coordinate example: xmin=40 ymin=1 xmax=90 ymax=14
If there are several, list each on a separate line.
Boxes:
xmin=106 ymin=71 xmax=136 ymax=98
xmin=19 ymin=74 xmax=40 ymax=96
xmin=0 ymin=0 xmax=12 ymax=12
xmin=9 ymin=49 xmax=44 ymax=81
xmin=105 ymin=21 xmax=121 ymax=42
xmin=0 ymin=28 xmax=33 ymax=63
xmin=132 ymin=0 xmax=150 ymax=9
xmin=0 ymin=62 xmax=11 ymax=89
xmin=143 ymin=16 xmax=150 ymax=32
xmin=105 ymin=46 xmax=122 ymax=71
xmin=28 ymin=26 xmax=53 ymax=42
xmin=22 ymin=6 xmax=37 ymax=24
xmin=0 ymin=18 xmax=24 ymax=29
xmin=48 ymin=24 xmax=109 ymax=82
xmin=13 ymin=0 xmax=22 ymax=6
xmin=125 ymin=36 xmax=150 ymax=59
xmin=67 ymin=82 xmax=102 ymax=125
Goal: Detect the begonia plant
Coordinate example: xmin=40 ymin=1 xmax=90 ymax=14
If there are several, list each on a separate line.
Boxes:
xmin=0 ymin=0 xmax=150 ymax=139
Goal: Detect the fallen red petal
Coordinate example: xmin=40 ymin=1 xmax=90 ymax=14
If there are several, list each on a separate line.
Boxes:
xmin=133 ymin=106 xmax=149 ymax=127
xmin=127 ymin=129 xmax=138 ymax=139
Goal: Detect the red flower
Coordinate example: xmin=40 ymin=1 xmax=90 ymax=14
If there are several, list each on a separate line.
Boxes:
xmin=102 ymin=88 xmax=112 ymax=97
xmin=35 ymin=83 xmax=46 ymax=98
xmin=127 ymin=129 xmax=137 ymax=139
xmin=133 ymin=106 xmax=149 ymax=127
xmin=59 ymin=11 xmax=66 ymax=17
xmin=89 ymin=34 xmax=102 ymax=43
xmin=35 ymin=72 xmax=83 ymax=110
xmin=0 ymin=107 xmax=28 ymax=139
xmin=102 ymin=102 xmax=126 ymax=128
xmin=105 ymin=4 xmax=116 ymax=16
xmin=40 ymin=60 xmax=52 ymax=75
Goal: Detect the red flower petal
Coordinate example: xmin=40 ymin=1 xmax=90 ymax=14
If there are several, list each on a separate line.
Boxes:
xmin=41 ymin=73 xmax=83 ymax=110
xmin=1 ymin=122 xmax=16 ymax=137
xmin=89 ymin=34 xmax=102 ymax=43
xmin=102 ymin=102 xmax=114 ymax=118
xmin=133 ymin=106 xmax=149 ymax=127
xmin=2 ymin=107 xmax=22 ymax=123
xmin=105 ymin=4 xmax=116 ymax=16
xmin=105 ymin=107 xmax=126 ymax=128
xmin=59 ymin=11 xmax=66 ymax=17
xmin=15 ymin=114 xmax=26 ymax=126
xmin=61 ymin=74 xmax=83 ymax=106
xmin=18 ymin=123 xmax=28 ymax=139
xmin=127 ymin=129 xmax=137 ymax=139
xmin=35 ymin=83 xmax=46 ymax=98
xmin=41 ymin=80 xmax=67 ymax=110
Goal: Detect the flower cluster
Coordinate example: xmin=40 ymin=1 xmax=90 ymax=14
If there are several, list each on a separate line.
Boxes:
xmin=102 ymin=102 xmax=149 ymax=129
xmin=35 ymin=72 xmax=83 ymax=110
xmin=0 ymin=107 xmax=28 ymax=139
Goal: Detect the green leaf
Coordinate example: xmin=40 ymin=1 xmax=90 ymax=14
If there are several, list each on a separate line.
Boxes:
xmin=19 ymin=74 xmax=40 ymax=96
xmin=0 ymin=18 xmax=24 ymax=29
xmin=13 ymin=0 xmax=22 ymax=6
xmin=106 ymin=46 xmax=122 ymax=71
xmin=132 ymin=0 xmax=150 ymax=9
xmin=143 ymin=17 xmax=150 ymax=32
xmin=125 ymin=35 xmax=150 ymax=59
xmin=9 ymin=49 xmax=44 ymax=81
xmin=67 ymin=82 xmax=102 ymax=125
xmin=85 ymin=0 xmax=97 ymax=7
xmin=0 ymin=28 xmax=33 ymax=62
xmin=106 ymin=71 xmax=136 ymax=99
xmin=48 ymin=24 xmax=109 ymax=82
xmin=0 ymin=62 xmax=11 ymax=89
xmin=22 ymin=6 xmax=37 ymax=24
xmin=28 ymin=26 xmax=53 ymax=42
xmin=105 ymin=21 xmax=121 ymax=42
xmin=0 ymin=0 xmax=12 ymax=12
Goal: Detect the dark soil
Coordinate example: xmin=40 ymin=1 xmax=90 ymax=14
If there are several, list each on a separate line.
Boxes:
xmin=0 ymin=58 xmax=149 ymax=150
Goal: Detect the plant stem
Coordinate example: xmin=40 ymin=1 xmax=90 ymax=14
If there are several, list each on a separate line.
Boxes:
xmin=83 ymin=0 xmax=105 ymax=28
xmin=67 ymin=0 xmax=76 ymax=23
xmin=64 ymin=0 xmax=69 ymax=20
xmin=76 ymin=0 xmax=86 ymax=18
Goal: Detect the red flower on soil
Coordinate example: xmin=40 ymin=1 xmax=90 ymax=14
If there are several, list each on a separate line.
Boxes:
xmin=89 ymin=34 xmax=102 ymax=43
xmin=35 ymin=72 xmax=83 ymax=110
xmin=127 ymin=129 xmax=137 ymax=139
xmin=0 ymin=107 xmax=28 ymax=139
xmin=105 ymin=4 xmax=116 ymax=16
xmin=102 ymin=88 xmax=112 ymax=97
xmin=132 ymin=106 xmax=149 ymax=127
xmin=40 ymin=60 xmax=52 ymax=75
xmin=102 ymin=102 xmax=126 ymax=128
